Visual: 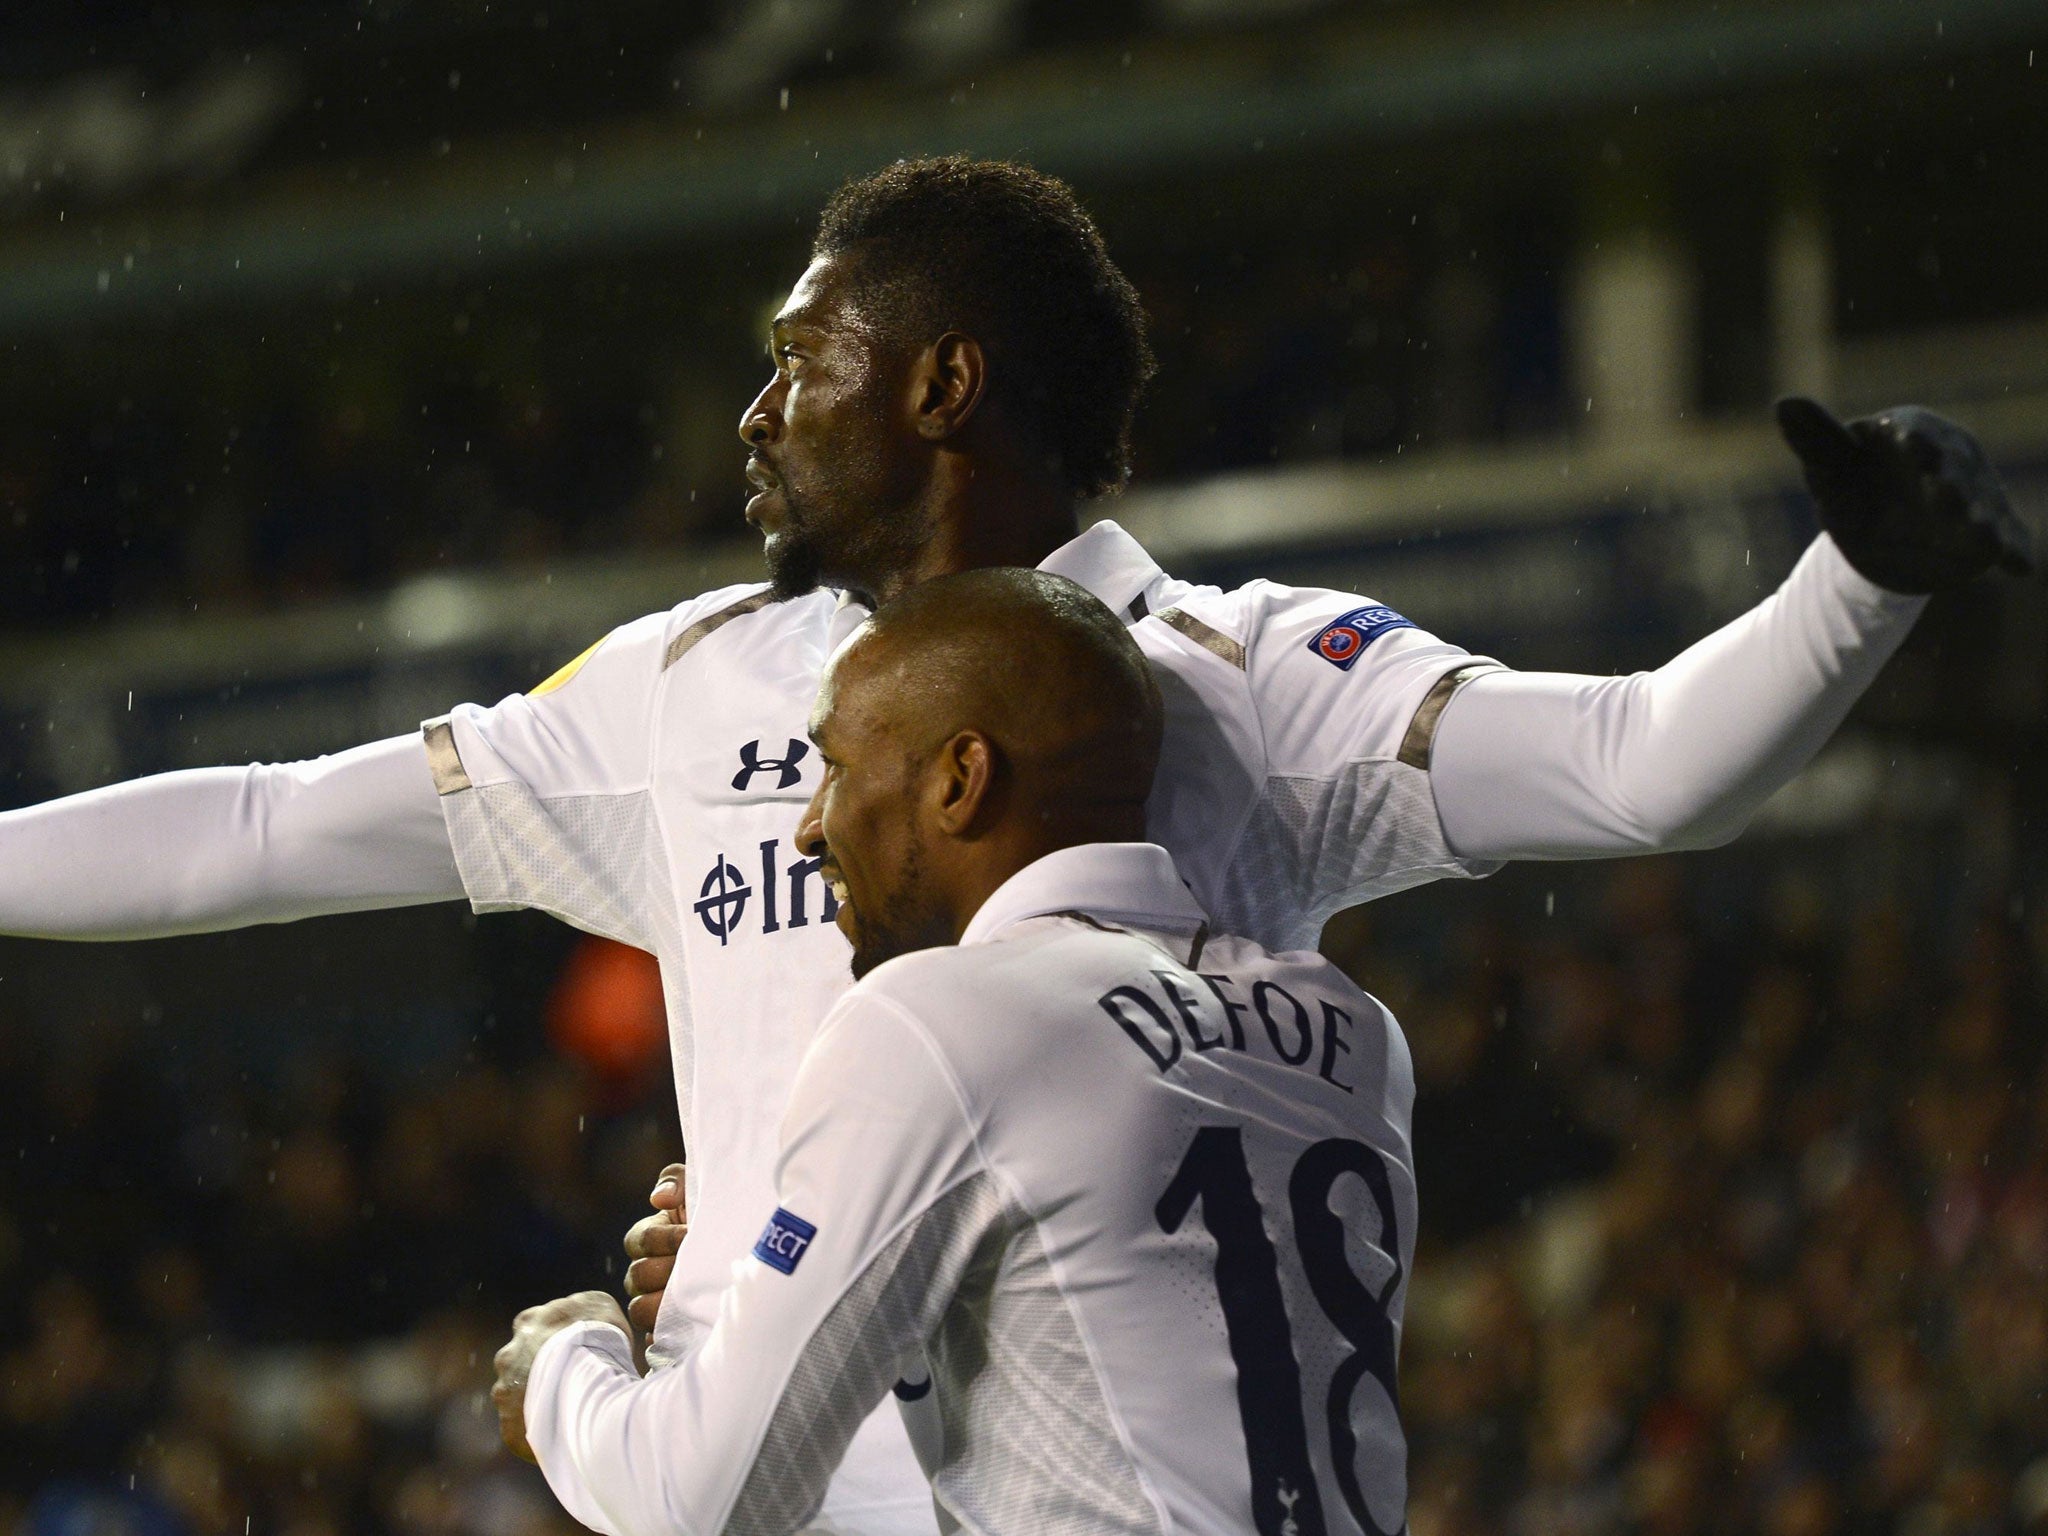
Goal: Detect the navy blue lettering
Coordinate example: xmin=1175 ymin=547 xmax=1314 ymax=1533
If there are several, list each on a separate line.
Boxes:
xmin=1317 ymin=1000 xmax=1355 ymax=1094
xmin=784 ymin=850 xmax=839 ymax=929
xmin=695 ymin=858 xmax=751 ymax=945
xmin=1199 ymin=973 xmax=1250 ymax=1049
xmin=1100 ymin=985 xmax=1182 ymax=1072
xmin=1155 ymin=969 xmax=1225 ymax=1053
xmin=696 ymin=841 xmax=841 ymax=942
xmin=1254 ymin=981 xmax=1313 ymax=1066
xmin=758 ymin=839 xmax=781 ymax=933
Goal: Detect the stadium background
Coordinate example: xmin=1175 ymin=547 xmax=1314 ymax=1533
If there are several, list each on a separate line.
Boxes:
xmin=1 ymin=2 xmax=2045 ymax=1533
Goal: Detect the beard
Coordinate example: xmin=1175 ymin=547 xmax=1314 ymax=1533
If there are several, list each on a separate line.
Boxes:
xmin=846 ymin=841 xmax=953 ymax=980
xmin=760 ymin=455 xmax=935 ymax=607
xmin=764 ymin=517 xmax=824 ymax=601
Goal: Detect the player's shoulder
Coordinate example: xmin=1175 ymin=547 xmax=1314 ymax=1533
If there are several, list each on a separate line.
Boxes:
xmin=1197 ymin=928 xmax=1380 ymax=1009
xmin=577 ymin=581 xmax=838 ymax=686
xmin=1194 ymin=928 xmax=1412 ymax=1096
xmin=660 ymin=580 xmax=837 ymax=656
xmin=843 ymin=919 xmax=1148 ymax=1066
xmin=1133 ymin=566 xmax=1440 ymax=680
xmin=841 ymin=937 xmax=1037 ymax=1040
xmin=505 ymin=581 xmax=829 ymax=715
xmin=1129 ymin=575 xmax=1254 ymax=683
xmin=665 ymin=578 xmax=776 ymax=629
xmin=802 ymin=951 xmax=1000 ymax=1117
xmin=1224 ymin=576 xmax=1484 ymax=707
xmin=511 ymin=582 xmax=769 ymax=700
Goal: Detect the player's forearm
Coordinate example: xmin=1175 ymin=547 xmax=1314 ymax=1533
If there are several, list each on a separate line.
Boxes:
xmin=525 ymin=1323 xmax=658 ymax=1536
xmin=0 ymin=733 xmax=463 ymax=938
xmin=526 ymin=1318 xmax=838 ymax=1536
xmin=526 ymin=1007 xmax=971 ymax=1535
xmin=1430 ymin=534 xmax=1927 ymax=860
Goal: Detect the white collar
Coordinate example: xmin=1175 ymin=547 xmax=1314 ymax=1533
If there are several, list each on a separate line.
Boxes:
xmin=1036 ymin=519 xmax=1164 ymax=618
xmin=959 ymin=842 xmax=1208 ymax=948
xmin=825 ymin=589 xmax=871 ymax=654
xmin=825 ymin=519 xmax=1163 ymax=641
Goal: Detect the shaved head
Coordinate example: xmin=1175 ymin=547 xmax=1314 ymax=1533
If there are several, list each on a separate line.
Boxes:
xmin=797 ymin=569 xmax=1163 ymax=977
xmin=859 ymin=568 xmax=1162 ymax=818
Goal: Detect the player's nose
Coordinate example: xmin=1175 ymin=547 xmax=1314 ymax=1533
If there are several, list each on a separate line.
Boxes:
xmin=794 ymin=787 xmax=826 ymax=858
xmin=739 ymin=376 xmax=784 ymax=447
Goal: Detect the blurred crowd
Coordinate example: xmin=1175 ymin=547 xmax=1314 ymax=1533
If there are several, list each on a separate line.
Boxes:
xmin=1339 ymin=850 xmax=2048 ymax=1536
xmin=0 ymin=208 xmax=1564 ymax=633
xmin=0 ymin=976 xmax=670 ymax=1536
xmin=2 ymin=833 xmax=2044 ymax=1536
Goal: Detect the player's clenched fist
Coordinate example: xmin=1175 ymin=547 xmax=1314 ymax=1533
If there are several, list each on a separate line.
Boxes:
xmin=1776 ymin=396 xmax=2036 ymax=594
xmin=493 ymin=1292 xmax=632 ymax=1462
xmin=623 ymin=1161 xmax=688 ymax=1335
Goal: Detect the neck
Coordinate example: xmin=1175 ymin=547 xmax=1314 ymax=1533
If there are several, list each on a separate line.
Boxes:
xmin=867 ymin=443 xmax=1078 ymax=608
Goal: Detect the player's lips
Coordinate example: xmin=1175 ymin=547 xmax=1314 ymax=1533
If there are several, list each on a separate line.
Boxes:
xmin=744 ymin=456 xmax=784 ymax=526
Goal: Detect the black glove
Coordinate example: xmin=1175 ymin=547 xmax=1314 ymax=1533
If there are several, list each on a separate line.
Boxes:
xmin=1775 ymin=396 xmax=2036 ymax=594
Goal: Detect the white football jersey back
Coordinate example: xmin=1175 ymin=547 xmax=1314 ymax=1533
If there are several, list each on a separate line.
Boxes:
xmin=524 ymin=843 xmax=1416 ymax=1536
xmin=895 ymin=856 xmax=1418 ymax=1536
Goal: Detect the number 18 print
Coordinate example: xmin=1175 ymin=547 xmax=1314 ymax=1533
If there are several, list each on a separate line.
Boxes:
xmin=1156 ymin=1126 xmax=1406 ymax=1536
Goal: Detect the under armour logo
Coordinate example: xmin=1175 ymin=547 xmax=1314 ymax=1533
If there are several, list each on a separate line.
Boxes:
xmin=695 ymin=857 xmax=751 ymax=945
xmin=732 ymin=737 xmax=809 ymax=792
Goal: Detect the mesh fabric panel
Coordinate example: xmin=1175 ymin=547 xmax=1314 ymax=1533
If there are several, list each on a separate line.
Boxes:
xmin=927 ymin=1220 xmax=1162 ymax=1536
xmin=1213 ymin=765 xmax=1500 ymax=952
xmin=725 ymin=1177 xmax=1007 ymax=1536
xmin=441 ymin=781 xmax=662 ymax=949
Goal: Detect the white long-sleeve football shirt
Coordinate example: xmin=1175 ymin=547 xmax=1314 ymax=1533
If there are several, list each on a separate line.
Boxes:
xmin=526 ymin=841 xmax=1417 ymax=1536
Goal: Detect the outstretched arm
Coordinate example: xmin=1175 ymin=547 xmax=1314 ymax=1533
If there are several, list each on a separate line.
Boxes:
xmin=1429 ymin=400 xmax=2032 ymax=862
xmin=0 ymin=733 xmax=462 ymax=939
xmin=1429 ymin=534 xmax=1921 ymax=859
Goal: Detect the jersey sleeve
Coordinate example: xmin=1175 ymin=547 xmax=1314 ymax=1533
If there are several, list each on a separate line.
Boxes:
xmin=1234 ymin=580 xmax=1505 ymax=917
xmin=422 ymin=586 xmax=761 ymax=949
xmin=0 ymin=734 xmax=460 ymax=940
xmin=1427 ymin=533 xmax=1926 ymax=859
xmin=523 ymin=991 xmax=993 ymax=1536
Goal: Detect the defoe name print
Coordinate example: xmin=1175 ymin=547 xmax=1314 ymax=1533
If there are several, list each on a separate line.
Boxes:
xmin=1099 ymin=970 xmax=1357 ymax=1092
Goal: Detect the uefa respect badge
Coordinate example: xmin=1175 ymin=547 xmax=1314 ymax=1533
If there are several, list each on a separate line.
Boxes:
xmin=1307 ymin=605 xmax=1414 ymax=671
xmin=753 ymin=1207 xmax=818 ymax=1275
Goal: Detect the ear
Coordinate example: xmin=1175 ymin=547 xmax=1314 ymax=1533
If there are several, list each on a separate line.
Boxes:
xmin=907 ymin=332 xmax=988 ymax=442
xmin=929 ymin=729 xmax=996 ymax=835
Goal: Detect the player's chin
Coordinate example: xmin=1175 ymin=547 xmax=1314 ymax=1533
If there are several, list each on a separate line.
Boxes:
xmin=850 ymin=915 xmax=912 ymax=981
xmin=844 ymin=913 xmax=889 ymax=980
xmin=760 ymin=523 xmax=823 ymax=601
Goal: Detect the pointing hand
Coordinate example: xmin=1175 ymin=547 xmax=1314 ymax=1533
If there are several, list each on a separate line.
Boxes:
xmin=1775 ymin=397 xmax=2035 ymax=594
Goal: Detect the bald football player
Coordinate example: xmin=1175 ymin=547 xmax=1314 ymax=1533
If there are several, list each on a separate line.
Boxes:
xmin=497 ymin=569 xmax=1423 ymax=1536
